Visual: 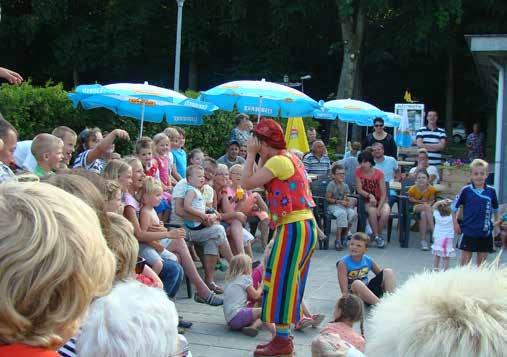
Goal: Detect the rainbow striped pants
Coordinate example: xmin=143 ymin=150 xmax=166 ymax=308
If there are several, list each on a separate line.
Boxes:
xmin=261 ymin=218 xmax=317 ymax=324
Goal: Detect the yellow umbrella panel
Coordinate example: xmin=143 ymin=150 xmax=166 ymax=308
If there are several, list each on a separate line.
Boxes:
xmin=284 ymin=117 xmax=309 ymax=153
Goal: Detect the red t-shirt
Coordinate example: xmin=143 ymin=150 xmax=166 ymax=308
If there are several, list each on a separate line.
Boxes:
xmin=0 ymin=344 xmax=59 ymax=357
xmin=355 ymin=167 xmax=384 ymax=202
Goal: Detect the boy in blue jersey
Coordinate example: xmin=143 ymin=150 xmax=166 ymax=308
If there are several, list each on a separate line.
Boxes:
xmin=452 ymin=159 xmax=500 ymax=266
xmin=336 ymin=232 xmax=396 ymax=305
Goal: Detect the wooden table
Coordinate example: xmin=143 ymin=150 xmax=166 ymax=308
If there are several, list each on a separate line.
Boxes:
xmin=397 ymin=160 xmax=416 ymax=167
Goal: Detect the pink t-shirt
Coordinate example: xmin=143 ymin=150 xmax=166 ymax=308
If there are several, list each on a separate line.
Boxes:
xmin=155 ymin=155 xmax=170 ymax=186
xmin=320 ymin=322 xmax=365 ymax=352
xmin=122 ymin=192 xmax=140 ymax=214
xmin=355 ymin=167 xmax=384 ymax=203
xmin=247 ymin=264 xmax=264 ymax=307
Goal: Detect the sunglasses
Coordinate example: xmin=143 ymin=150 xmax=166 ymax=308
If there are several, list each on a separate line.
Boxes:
xmin=374 ymin=124 xmax=384 ymax=127
xmin=135 ymin=256 xmax=146 ymax=274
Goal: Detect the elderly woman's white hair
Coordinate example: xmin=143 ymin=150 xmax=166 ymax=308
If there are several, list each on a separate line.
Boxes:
xmin=77 ymin=280 xmax=179 ymax=357
xmin=365 ymin=262 xmax=507 ymax=357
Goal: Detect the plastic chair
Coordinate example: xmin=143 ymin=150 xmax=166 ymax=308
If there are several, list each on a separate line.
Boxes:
xmin=310 ymin=175 xmax=333 ymax=250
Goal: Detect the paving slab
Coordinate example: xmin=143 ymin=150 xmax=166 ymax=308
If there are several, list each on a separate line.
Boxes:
xmin=176 ymin=222 xmax=507 ymax=356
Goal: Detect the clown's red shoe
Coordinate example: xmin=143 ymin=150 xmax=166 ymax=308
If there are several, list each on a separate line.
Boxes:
xmin=254 ymin=336 xmax=294 ymax=357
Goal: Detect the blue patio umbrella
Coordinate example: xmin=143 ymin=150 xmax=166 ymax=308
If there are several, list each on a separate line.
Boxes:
xmin=314 ymin=98 xmax=388 ymax=151
xmin=384 ymin=112 xmax=401 ymax=128
xmin=199 ymin=79 xmax=323 ymax=119
xmin=68 ymin=82 xmax=218 ymax=137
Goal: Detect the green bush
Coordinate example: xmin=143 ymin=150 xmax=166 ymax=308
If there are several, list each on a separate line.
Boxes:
xmin=0 ymin=83 xmax=237 ymax=157
xmin=0 ymin=83 xmax=320 ymax=159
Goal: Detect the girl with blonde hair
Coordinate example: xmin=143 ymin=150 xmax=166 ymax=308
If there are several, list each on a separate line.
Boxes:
xmin=0 ymin=182 xmax=115 ymax=356
xmin=223 ymin=254 xmax=275 ymax=337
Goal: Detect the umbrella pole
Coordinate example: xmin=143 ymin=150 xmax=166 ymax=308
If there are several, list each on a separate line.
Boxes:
xmin=344 ymin=122 xmax=349 ymax=153
xmin=139 ymin=102 xmax=146 ymax=138
xmin=257 ymin=96 xmax=263 ymax=123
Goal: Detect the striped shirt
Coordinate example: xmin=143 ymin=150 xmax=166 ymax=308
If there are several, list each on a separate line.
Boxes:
xmin=72 ymin=149 xmax=105 ymax=174
xmin=416 ymin=126 xmax=447 ymax=165
xmin=303 ymin=152 xmax=331 ymax=175
xmin=58 ymin=337 xmax=77 ymax=357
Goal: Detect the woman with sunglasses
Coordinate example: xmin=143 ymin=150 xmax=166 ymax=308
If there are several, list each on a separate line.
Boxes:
xmin=364 ymin=117 xmax=397 ymax=158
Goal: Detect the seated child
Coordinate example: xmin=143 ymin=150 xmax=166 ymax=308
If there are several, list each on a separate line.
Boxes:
xmin=337 ymin=233 xmax=395 ymax=305
xmin=223 ymin=254 xmax=275 ymax=337
xmin=407 ymin=169 xmax=437 ymax=251
xmin=0 ymin=182 xmax=115 ymax=357
xmin=316 ymin=294 xmax=365 ymax=352
xmin=183 ymin=164 xmax=234 ymax=293
xmin=105 ymin=211 xmax=163 ymax=288
xmin=31 ymin=133 xmax=63 ymax=177
xmin=326 ymin=163 xmax=358 ymax=251
xmin=228 ymin=164 xmax=270 ymax=247
xmin=139 ymin=177 xmax=178 ymax=274
xmin=104 ymin=180 xmax=123 ymax=214
xmin=431 ymin=199 xmax=455 ymax=271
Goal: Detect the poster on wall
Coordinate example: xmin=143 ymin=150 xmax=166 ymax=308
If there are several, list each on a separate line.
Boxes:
xmin=394 ymin=103 xmax=425 ymax=141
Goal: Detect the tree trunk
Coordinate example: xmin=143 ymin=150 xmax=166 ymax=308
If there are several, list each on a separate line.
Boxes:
xmin=445 ymin=49 xmax=454 ymax=139
xmin=73 ymin=67 xmax=79 ymax=88
xmin=335 ymin=1 xmax=366 ymax=142
xmin=188 ymin=54 xmax=199 ymax=91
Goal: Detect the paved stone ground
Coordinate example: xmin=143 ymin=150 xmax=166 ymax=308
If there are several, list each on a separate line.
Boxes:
xmin=176 ymin=223 xmax=507 ymax=357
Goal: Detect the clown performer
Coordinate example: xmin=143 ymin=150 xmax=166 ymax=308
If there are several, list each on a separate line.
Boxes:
xmin=241 ymin=118 xmax=317 ymax=357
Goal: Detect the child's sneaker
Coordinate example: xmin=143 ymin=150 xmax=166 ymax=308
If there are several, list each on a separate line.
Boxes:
xmin=194 ymin=292 xmax=223 ymax=306
xmin=294 ymin=316 xmax=314 ymax=331
xmin=421 ymin=240 xmax=430 ymax=251
xmin=334 ymin=239 xmax=343 ymax=251
xmin=374 ymin=235 xmax=386 ymax=248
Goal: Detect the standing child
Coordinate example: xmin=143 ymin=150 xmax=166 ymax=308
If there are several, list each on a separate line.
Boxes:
xmin=135 ymin=137 xmax=160 ymax=180
xmin=152 ymin=133 xmax=173 ymax=222
xmin=315 ymin=294 xmax=365 ymax=352
xmin=431 ymin=199 xmax=455 ymax=271
xmin=337 ymin=233 xmax=396 ymax=306
xmin=172 ymin=127 xmax=187 ymax=179
xmin=139 ymin=177 xmax=178 ymax=274
xmin=452 ymin=159 xmax=500 ymax=266
xmin=223 ymin=254 xmax=275 ymax=337
xmin=164 ymin=127 xmax=182 ymax=183
xmin=326 ymin=164 xmax=358 ymax=251
xmin=31 ymin=133 xmax=63 ymax=177
xmin=407 ymin=169 xmax=437 ymax=251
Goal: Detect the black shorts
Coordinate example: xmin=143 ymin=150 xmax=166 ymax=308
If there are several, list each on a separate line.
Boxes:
xmin=366 ymin=270 xmax=384 ymax=298
xmin=457 ymin=235 xmax=493 ymax=253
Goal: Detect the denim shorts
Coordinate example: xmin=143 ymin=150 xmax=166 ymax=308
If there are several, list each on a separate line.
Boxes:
xmin=159 ymin=258 xmax=183 ymax=298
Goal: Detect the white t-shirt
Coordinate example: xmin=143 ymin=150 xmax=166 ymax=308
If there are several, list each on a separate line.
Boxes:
xmin=433 ymin=210 xmax=454 ymax=239
xmin=409 ymin=165 xmax=440 ymax=183
xmin=223 ymin=274 xmax=252 ymax=322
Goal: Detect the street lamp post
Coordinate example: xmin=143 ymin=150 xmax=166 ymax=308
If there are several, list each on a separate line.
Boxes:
xmin=173 ymin=0 xmax=185 ymax=92
xmin=300 ymin=74 xmax=311 ymax=93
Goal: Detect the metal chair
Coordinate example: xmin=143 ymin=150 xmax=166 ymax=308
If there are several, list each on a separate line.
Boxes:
xmin=392 ymin=178 xmax=415 ymax=248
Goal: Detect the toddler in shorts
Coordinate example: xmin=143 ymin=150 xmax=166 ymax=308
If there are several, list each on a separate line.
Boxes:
xmin=139 ymin=177 xmax=178 ymax=274
xmin=223 ymin=254 xmax=275 ymax=337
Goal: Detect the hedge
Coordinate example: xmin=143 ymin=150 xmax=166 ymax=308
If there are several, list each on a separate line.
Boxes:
xmin=0 ymin=82 xmax=322 ymax=158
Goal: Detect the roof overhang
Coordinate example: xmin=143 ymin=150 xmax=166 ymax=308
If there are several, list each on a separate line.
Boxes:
xmin=465 ymin=34 xmax=507 ymax=101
